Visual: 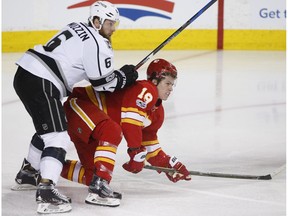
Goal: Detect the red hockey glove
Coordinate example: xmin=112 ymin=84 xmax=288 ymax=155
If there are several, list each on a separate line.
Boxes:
xmin=166 ymin=156 xmax=191 ymax=183
xmin=122 ymin=147 xmax=147 ymax=174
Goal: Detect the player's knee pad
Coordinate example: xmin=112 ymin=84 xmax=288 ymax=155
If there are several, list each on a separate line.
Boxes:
xmin=31 ymin=133 xmax=45 ymax=151
xmin=41 ymin=147 xmax=66 ymax=165
xmin=92 ymin=119 xmax=122 ymax=146
xmin=40 ymin=131 xmax=71 ymax=152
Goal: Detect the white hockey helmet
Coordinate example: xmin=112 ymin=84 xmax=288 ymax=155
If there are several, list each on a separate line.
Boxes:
xmin=89 ymin=1 xmax=120 ymax=30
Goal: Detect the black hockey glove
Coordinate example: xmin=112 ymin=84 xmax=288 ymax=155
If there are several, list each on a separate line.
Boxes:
xmin=115 ymin=65 xmax=138 ymax=89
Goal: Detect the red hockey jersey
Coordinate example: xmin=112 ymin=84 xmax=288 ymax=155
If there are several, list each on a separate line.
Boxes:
xmin=64 ymin=80 xmax=165 ymax=160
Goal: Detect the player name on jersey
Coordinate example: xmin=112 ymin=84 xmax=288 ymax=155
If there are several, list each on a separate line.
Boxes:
xmin=68 ymin=22 xmax=90 ymax=41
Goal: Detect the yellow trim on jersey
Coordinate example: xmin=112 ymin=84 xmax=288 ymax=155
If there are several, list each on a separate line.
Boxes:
xmin=121 ymin=118 xmax=144 ymax=126
xmin=96 ymin=146 xmax=117 ymax=154
xmin=121 ymin=107 xmax=147 ymax=117
xmin=100 ymin=92 xmax=108 ymax=114
xmin=85 ymin=85 xmax=99 ymax=107
xmin=121 ymin=107 xmax=147 ymax=126
xmin=94 ymin=157 xmax=115 ymax=165
xmin=69 ymin=98 xmax=95 ymax=131
xmin=78 ymin=166 xmax=85 ymax=184
xmin=142 ymin=140 xmax=159 ymax=146
xmin=85 ymin=85 xmax=108 ymax=114
xmin=146 ymin=148 xmax=162 ymax=160
xmin=67 ymin=160 xmax=77 ymax=181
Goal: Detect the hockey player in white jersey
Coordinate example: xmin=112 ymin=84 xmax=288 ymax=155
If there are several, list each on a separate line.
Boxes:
xmin=12 ymin=1 xmax=137 ymax=214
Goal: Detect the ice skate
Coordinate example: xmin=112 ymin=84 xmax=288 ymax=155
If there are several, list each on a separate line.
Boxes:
xmin=85 ymin=174 xmax=121 ymax=207
xmin=11 ymin=158 xmax=41 ymax=191
xmin=36 ymin=181 xmax=72 ymax=214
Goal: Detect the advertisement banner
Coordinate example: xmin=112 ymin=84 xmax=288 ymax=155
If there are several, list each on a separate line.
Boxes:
xmin=225 ymin=0 xmax=286 ymax=29
xmin=3 ymin=0 xmax=285 ymax=31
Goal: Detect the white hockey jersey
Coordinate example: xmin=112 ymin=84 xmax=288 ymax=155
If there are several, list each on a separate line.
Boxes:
xmin=16 ymin=22 xmax=118 ymax=99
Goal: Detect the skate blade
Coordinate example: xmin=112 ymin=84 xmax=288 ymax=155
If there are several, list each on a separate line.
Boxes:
xmin=11 ymin=184 xmax=37 ymax=191
xmin=37 ymin=203 xmax=72 ymax=214
xmin=85 ymin=193 xmax=120 ymax=207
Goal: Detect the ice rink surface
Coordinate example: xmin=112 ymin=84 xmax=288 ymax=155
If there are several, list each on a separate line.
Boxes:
xmin=2 ymin=50 xmax=286 ymax=216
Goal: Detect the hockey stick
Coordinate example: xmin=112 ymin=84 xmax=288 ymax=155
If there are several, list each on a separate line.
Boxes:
xmin=144 ymin=165 xmax=273 ymax=180
xmin=135 ymin=0 xmax=218 ymax=70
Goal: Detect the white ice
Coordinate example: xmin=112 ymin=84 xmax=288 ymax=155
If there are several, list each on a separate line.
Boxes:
xmin=2 ymin=50 xmax=286 ymax=216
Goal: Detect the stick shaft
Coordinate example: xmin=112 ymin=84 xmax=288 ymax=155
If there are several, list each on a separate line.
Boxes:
xmin=135 ymin=0 xmax=218 ymax=70
xmin=144 ymin=165 xmax=272 ymax=180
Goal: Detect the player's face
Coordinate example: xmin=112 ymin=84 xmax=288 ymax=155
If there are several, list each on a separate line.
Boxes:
xmin=156 ymin=76 xmax=176 ymax=101
xmin=99 ymin=19 xmax=118 ymax=42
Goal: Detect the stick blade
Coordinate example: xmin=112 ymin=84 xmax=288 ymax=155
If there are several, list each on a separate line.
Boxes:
xmin=257 ymin=174 xmax=272 ymax=180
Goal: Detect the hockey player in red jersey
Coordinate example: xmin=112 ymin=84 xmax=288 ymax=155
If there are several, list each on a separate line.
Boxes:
xmin=61 ymin=58 xmax=191 ymax=207
xmin=12 ymin=1 xmax=138 ymax=213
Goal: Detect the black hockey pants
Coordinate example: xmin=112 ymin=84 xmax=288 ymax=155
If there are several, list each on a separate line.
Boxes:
xmin=13 ymin=66 xmax=67 ymax=135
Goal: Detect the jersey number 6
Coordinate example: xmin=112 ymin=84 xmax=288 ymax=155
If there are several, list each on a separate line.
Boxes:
xmin=44 ymin=30 xmax=73 ymax=52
